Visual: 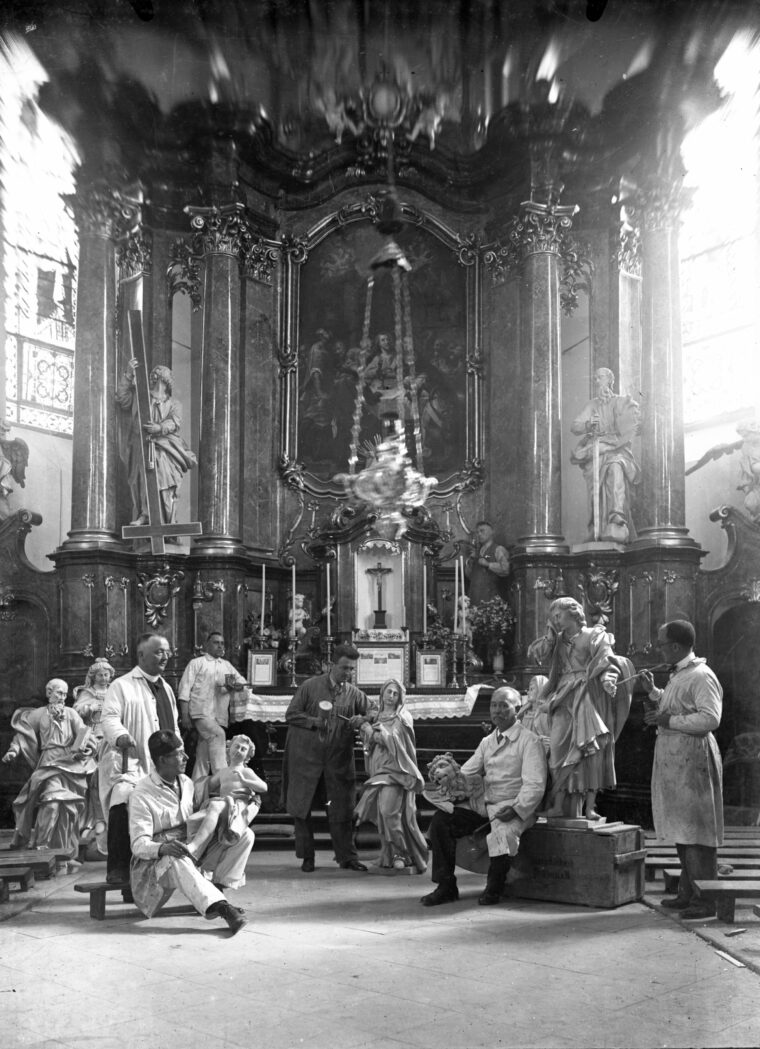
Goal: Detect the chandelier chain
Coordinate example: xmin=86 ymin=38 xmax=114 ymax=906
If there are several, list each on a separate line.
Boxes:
xmin=347 ymin=274 xmax=375 ymax=475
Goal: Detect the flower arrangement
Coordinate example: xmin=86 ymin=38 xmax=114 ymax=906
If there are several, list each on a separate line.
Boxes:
xmin=469 ymin=596 xmax=515 ymax=650
xmin=423 ymin=603 xmax=454 ymax=651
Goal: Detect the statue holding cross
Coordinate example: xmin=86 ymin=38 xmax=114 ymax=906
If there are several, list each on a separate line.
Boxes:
xmin=117 ymin=311 xmax=201 ymax=554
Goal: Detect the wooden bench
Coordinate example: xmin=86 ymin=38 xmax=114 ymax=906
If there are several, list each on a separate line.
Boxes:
xmin=74 ymin=880 xmax=134 ymax=921
xmin=693 ymin=879 xmax=760 ymax=923
xmin=663 ymin=867 xmax=760 ymax=893
xmin=0 ymin=866 xmax=35 ymax=892
xmin=0 ymin=852 xmax=56 ymax=880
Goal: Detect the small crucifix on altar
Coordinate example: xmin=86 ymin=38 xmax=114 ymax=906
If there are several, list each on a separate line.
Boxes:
xmin=366 ymin=560 xmax=393 ymax=629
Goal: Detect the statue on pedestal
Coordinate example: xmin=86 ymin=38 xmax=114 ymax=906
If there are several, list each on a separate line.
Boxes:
xmin=116 ymin=359 xmax=197 ymax=531
xmin=0 ymin=420 xmax=29 ymax=520
xmin=2 ymin=679 xmax=92 ymax=859
xmin=73 ymin=657 xmax=115 ymax=854
xmin=570 ymin=368 xmax=641 ymax=544
xmin=528 ymin=597 xmax=634 ymax=821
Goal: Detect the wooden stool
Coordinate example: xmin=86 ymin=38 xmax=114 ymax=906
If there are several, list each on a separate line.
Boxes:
xmin=0 ymin=866 xmax=35 ymax=892
xmin=693 ymin=879 xmax=760 ymax=923
xmin=74 ymin=880 xmax=134 ymax=920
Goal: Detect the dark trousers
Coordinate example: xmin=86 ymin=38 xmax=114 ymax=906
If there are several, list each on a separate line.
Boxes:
xmin=428 ymin=806 xmax=511 ymax=892
xmin=676 ymin=842 xmax=718 ymax=904
xmin=106 ymin=803 xmax=132 ymax=876
xmin=294 ymin=814 xmax=356 ymax=865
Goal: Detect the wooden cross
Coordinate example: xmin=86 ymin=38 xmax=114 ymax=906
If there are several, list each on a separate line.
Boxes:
xmin=121 ymin=310 xmax=202 ymax=555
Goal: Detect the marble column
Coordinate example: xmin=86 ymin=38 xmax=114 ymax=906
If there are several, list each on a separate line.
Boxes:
xmin=513 ymin=201 xmax=576 ymax=554
xmin=186 ymin=203 xmax=248 ymax=554
xmin=635 ymin=183 xmax=696 ymax=547
xmin=63 ymin=178 xmax=140 ymax=549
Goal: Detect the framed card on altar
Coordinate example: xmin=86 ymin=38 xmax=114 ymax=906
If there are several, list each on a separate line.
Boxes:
xmin=415 ymin=650 xmax=446 ymax=689
xmin=354 ymin=643 xmax=409 ymax=688
xmin=247 ymin=651 xmax=277 ymax=688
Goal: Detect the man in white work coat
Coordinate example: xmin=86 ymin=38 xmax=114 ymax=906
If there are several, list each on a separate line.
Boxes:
xmin=640 ymin=620 xmax=723 ymax=920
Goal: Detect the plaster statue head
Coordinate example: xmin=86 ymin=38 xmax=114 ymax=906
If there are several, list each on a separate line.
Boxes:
xmin=84 ymin=658 xmax=115 ymax=692
xmin=45 ymin=678 xmax=68 ymax=705
xmin=228 ymin=734 xmax=255 ymax=765
xmin=549 ymin=597 xmax=587 ymax=633
xmin=594 ymin=367 xmax=615 ymax=397
xmin=526 ymin=674 xmax=549 ymax=705
xmin=379 ymin=677 xmax=405 ymax=712
xmin=149 ymin=365 xmax=173 ymax=395
xmin=490 ymin=686 xmax=520 ymax=732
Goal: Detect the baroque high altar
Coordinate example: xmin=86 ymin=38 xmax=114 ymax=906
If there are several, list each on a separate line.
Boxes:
xmin=2 ymin=3 xmax=760 ymax=819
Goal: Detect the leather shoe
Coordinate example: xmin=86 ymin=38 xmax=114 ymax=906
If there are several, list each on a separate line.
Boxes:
xmin=301 ymin=858 xmax=315 ymax=873
xmin=660 ymin=896 xmax=690 ymax=910
xmin=421 ymin=884 xmax=459 ymax=907
xmin=340 ymin=860 xmax=368 ymax=871
xmin=680 ymin=904 xmax=715 ymax=920
xmin=215 ymin=900 xmax=248 ymax=935
xmin=106 ymin=868 xmax=129 ymax=885
xmin=478 ymin=891 xmax=502 ymax=906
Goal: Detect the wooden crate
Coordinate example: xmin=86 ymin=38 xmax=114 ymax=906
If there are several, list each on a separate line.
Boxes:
xmin=508 ymin=823 xmax=645 ymax=909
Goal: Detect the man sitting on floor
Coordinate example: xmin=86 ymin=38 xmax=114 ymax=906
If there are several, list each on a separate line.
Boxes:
xmin=128 ymin=730 xmax=253 ymax=935
xmin=421 ymin=687 xmax=547 ymax=907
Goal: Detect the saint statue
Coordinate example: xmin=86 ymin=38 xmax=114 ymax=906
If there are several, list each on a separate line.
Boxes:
xmin=116 ymin=359 xmax=197 ymax=531
xmin=570 ymin=368 xmax=641 ymax=544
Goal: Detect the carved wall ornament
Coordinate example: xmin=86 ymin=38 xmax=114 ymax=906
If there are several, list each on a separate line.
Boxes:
xmin=577 ymin=565 xmax=619 ymax=625
xmin=559 ymin=237 xmax=593 ymax=316
xmin=533 ymin=575 xmax=567 ymax=599
xmin=137 ymin=563 xmax=184 ymax=628
xmin=617 ymin=210 xmax=641 ymax=277
xmin=104 ymin=575 xmax=130 ymax=658
xmin=191 ymin=575 xmax=226 ymax=610
xmin=740 ymin=579 xmax=760 ymax=603
xmin=635 ymin=180 xmax=693 ymax=233
xmin=627 ymin=570 xmax=653 ymax=656
xmin=0 ymin=584 xmax=15 ymax=621
xmin=242 ymin=236 xmax=281 ymax=284
xmin=186 ymin=202 xmax=252 ymax=258
xmin=117 ymin=227 xmax=153 ymax=278
xmin=167 ymin=237 xmax=203 ymax=311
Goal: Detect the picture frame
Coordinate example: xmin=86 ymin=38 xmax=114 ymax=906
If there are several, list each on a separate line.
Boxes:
xmin=247 ymin=650 xmax=277 ymax=689
xmin=415 ymin=650 xmax=447 ymax=689
xmin=354 ymin=643 xmax=409 ymax=688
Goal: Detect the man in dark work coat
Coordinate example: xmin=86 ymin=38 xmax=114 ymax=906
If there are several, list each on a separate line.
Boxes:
xmin=283 ymin=643 xmax=370 ymax=872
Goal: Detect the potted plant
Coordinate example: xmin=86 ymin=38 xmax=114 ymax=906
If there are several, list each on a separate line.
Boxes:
xmin=469 ymin=596 xmax=515 ymax=673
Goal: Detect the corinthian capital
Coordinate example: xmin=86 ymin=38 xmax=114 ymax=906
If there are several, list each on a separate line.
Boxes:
xmin=508 ymin=200 xmax=578 ymax=258
xmin=117 ymin=228 xmax=153 ymax=278
xmin=68 ymin=178 xmax=142 ymax=241
xmin=185 ymin=203 xmax=251 ymax=258
xmin=635 ymin=179 xmax=693 ymax=233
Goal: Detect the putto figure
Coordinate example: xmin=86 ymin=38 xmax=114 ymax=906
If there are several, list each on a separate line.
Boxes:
xmin=2 ymin=679 xmax=91 ymax=858
xmin=116 ymin=358 xmax=197 ymax=529
xmin=570 ymin=368 xmax=641 ymax=544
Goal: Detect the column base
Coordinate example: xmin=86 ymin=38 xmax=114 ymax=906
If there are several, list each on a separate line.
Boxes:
xmin=514 ymin=534 xmax=569 ymax=556
xmin=191 ymin=534 xmax=247 ymax=558
xmin=60 ymin=529 xmax=125 ymax=552
xmin=630 ymin=526 xmax=700 ymax=550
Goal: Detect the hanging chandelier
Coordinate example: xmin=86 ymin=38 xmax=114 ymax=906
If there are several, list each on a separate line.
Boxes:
xmin=335 ymin=167 xmax=437 ymax=540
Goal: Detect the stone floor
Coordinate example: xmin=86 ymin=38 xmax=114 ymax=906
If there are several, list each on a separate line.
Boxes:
xmin=2 ymin=849 xmax=760 ymax=1049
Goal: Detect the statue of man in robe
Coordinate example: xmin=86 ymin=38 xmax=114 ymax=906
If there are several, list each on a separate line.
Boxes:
xmin=116 ymin=360 xmax=197 ymax=533
xmin=570 ymin=368 xmax=641 ymax=544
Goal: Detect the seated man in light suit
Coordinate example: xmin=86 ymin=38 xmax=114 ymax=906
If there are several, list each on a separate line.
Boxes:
xmin=128 ymin=730 xmax=253 ymax=935
xmin=421 ymin=687 xmax=547 ymax=907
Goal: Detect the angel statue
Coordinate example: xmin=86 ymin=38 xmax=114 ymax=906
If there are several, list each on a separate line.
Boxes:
xmin=685 ymin=418 xmax=760 ymax=522
xmin=0 ymin=420 xmax=29 ymax=520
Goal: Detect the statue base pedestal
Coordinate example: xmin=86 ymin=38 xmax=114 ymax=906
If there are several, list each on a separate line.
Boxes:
xmin=571 ymin=541 xmax=626 ymax=554
xmin=508 ymin=820 xmax=645 ymax=909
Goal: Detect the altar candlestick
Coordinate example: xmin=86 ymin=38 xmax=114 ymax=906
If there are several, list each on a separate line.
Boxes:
xmin=326 ymin=562 xmax=332 ymax=635
xmin=453 ymin=555 xmax=460 ymax=634
xmin=422 ymin=559 xmax=428 ymax=635
xmin=459 ymin=556 xmax=467 ymax=636
xmin=291 ymin=562 xmax=297 ymax=636
xmin=260 ymin=563 xmax=266 ymax=635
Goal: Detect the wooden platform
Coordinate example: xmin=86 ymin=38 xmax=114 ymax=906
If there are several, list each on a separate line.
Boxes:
xmin=73 ymin=880 xmax=134 ymax=921
xmin=0 ymin=850 xmax=57 ymax=880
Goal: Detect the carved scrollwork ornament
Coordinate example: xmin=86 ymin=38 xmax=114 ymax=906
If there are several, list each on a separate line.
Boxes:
xmin=242 ymin=237 xmax=281 ymax=285
xmin=455 ymin=232 xmax=481 ymax=268
xmin=559 ymin=237 xmax=593 ymax=316
xmin=337 ymin=195 xmax=381 ymax=226
xmin=577 ymin=565 xmax=619 ymax=624
xmin=117 ymin=227 xmax=153 ymax=278
xmin=280 ymin=233 xmax=309 ymax=265
xmin=617 ymin=210 xmax=642 ymax=277
xmin=482 ymin=240 xmax=519 ymax=286
xmin=635 ymin=180 xmax=693 ymax=233
xmin=67 ymin=179 xmax=143 ymax=240
xmin=137 ymin=563 xmax=184 ymax=628
xmin=167 ymin=237 xmax=204 ymax=311
xmin=185 ymin=203 xmax=251 ymax=258
xmin=508 ymin=201 xmax=578 ymax=258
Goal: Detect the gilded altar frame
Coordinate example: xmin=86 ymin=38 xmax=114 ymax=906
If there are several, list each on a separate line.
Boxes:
xmin=277 ymin=197 xmax=484 ymax=502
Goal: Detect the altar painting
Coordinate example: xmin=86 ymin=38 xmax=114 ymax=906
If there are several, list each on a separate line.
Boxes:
xmin=297 ymin=222 xmax=467 ymax=484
